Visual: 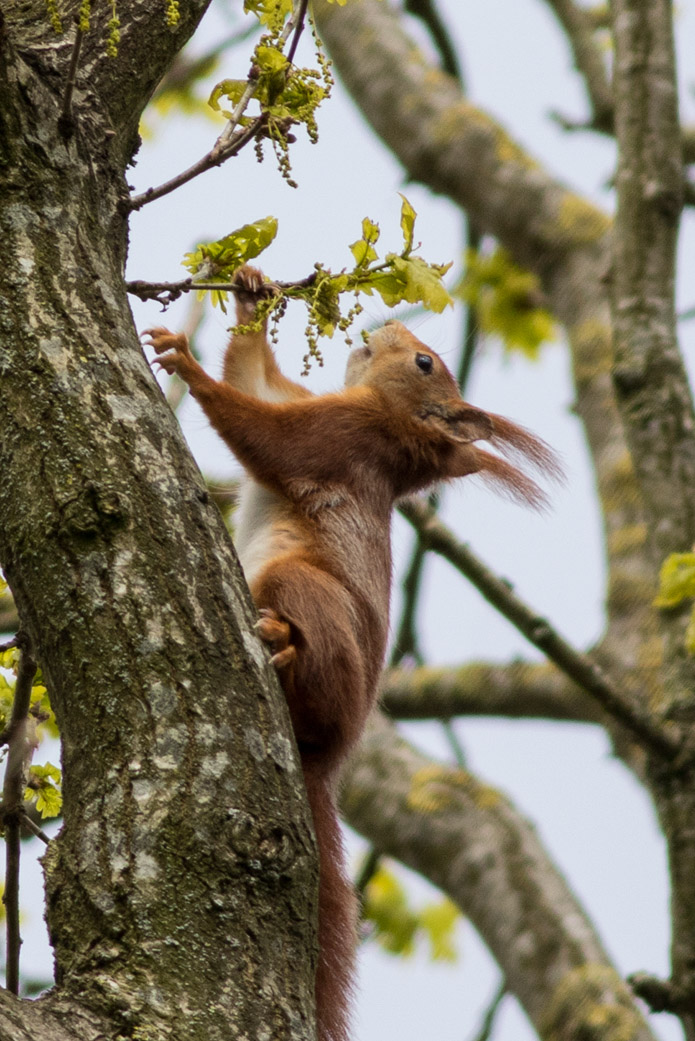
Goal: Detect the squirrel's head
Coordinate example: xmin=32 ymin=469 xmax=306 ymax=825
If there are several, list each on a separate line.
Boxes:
xmin=345 ymin=320 xmax=493 ymax=442
xmin=346 ymin=319 xmax=563 ymax=506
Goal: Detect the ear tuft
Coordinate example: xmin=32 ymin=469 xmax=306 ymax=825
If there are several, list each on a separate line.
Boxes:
xmin=471 ymin=448 xmax=550 ymax=511
xmin=488 ymin=413 xmax=564 ymax=484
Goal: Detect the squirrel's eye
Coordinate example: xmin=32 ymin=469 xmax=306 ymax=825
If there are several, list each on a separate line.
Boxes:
xmin=415 ymin=352 xmax=433 ymax=374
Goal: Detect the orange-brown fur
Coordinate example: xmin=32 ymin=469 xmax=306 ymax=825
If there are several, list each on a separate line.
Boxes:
xmin=145 ymin=267 xmax=560 ymax=1041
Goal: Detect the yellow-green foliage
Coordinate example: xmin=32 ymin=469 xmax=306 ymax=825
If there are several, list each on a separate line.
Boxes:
xmin=457 ymin=246 xmax=556 ymax=358
xmin=209 ymin=44 xmax=329 ymax=149
xmin=245 ymin=0 xmax=293 ymax=30
xmin=45 ymin=0 xmax=179 ymax=53
xmin=106 ymin=10 xmax=121 ymax=60
xmin=165 ymin=0 xmax=180 ymax=28
xmin=25 ymin=763 xmax=62 ymax=820
xmin=654 ymin=552 xmax=695 ymax=654
xmin=0 ymin=648 xmax=59 ymax=742
xmin=44 ymin=0 xmax=63 ymax=33
xmin=183 ymin=217 xmax=280 ymax=312
xmin=0 ymin=646 xmax=62 ymax=822
xmin=182 ymin=196 xmax=453 ymax=370
xmin=362 ymin=863 xmax=460 ymax=962
xmin=207 ymin=2 xmax=336 ymax=187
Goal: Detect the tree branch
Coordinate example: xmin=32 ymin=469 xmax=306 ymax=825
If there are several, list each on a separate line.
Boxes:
xmin=342 ymin=713 xmax=659 ymax=1041
xmin=126 ymin=272 xmax=317 ymax=307
xmin=0 ymin=989 xmax=112 ymax=1041
xmin=380 ymin=660 xmax=604 ymax=725
xmin=399 ymin=497 xmax=681 ymax=759
xmin=129 ymin=114 xmax=266 ymax=210
xmin=542 ymin=0 xmax=613 ymax=130
xmin=610 ymin=0 xmax=695 ymax=1014
xmin=1 ymin=634 xmax=37 ymax=995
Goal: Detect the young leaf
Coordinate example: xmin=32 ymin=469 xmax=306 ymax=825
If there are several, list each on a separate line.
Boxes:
xmin=654 ymin=552 xmax=695 ymax=609
xmin=244 ymin=0 xmax=293 ymax=29
xmin=389 ymin=255 xmax=453 ymax=312
xmin=458 ymin=246 xmax=556 ymax=358
xmin=182 ymin=217 xmax=279 ymax=310
xmin=208 ymin=79 xmax=249 ymax=119
xmin=363 ymin=866 xmax=419 ymax=957
xmin=26 ymin=762 xmax=63 ymax=819
xmin=349 ymin=239 xmax=378 ymax=268
xmin=349 ymin=217 xmax=380 ymax=268
xmin=419 ymin=899 xmax=459 ymax=962
xmin=399 ymin=193 xmax=416 ymax=255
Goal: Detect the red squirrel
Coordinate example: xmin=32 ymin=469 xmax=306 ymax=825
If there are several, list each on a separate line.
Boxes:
xmin=144 ymin=266 xmax=559 ymax=1041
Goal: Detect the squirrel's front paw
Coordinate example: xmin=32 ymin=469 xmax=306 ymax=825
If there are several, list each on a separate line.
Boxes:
xmin=143 ymin=327 xmax=194 ymax=378
xmin=233 ymin=265 xmax=275 ymax=323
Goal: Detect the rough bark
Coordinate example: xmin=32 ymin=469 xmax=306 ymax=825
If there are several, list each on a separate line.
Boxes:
xmin=0 ymin=3 xmax=318 ymax=1038
xmin=611 ymin=0 xmax=695 ymax=1022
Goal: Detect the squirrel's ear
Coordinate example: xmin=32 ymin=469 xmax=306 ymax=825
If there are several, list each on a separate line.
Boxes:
xmin=420 ymin=402 xmax=493 ymax=444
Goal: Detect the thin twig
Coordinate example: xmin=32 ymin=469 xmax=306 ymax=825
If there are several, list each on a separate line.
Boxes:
xmin=467 ymin=979 xmax=508 ymax=1041
xmin=58 ymin=21 xmax=84 ymax=139
xmin=399 ymin=498 xmax=682 ymax=760
xmin=286 ymin=0 xmax=310 ymax=66
xmin=127 ymin=271 xmax=317 ymax=307
xmin=389 ymin=538 xmax=427 ymax=667
xmin=441 ymin=719 xmax=467 ymax=767
xmin=355 ymin=847 xmax=381 ymax=900
xmin=4 ymin=815 xmax=20 ymax=994
xmin=2 ymin=634 xmax=38 ymax=995
xmin=19 ymin=811 xmax=50 ymax=845
xmin=541 ymin=0 xmax=613 ymax=131
xmin=130 ymin=0 xmax=308 ymax=210
xmin=404 ymin=0 xmax=462 ymax=81
xmin=129 ymin=116 xmax=265 ymax=210
xmin=456 ymin=220 xmax=481 ymax=394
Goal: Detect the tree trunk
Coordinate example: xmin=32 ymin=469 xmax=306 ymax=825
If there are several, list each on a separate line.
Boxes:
xmin=0 ymin=4 xmax=318 ymax=1037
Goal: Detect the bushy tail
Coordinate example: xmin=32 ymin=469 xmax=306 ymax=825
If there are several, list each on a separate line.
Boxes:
xmin=303 ymin=759 xmax=357 ymax=1041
